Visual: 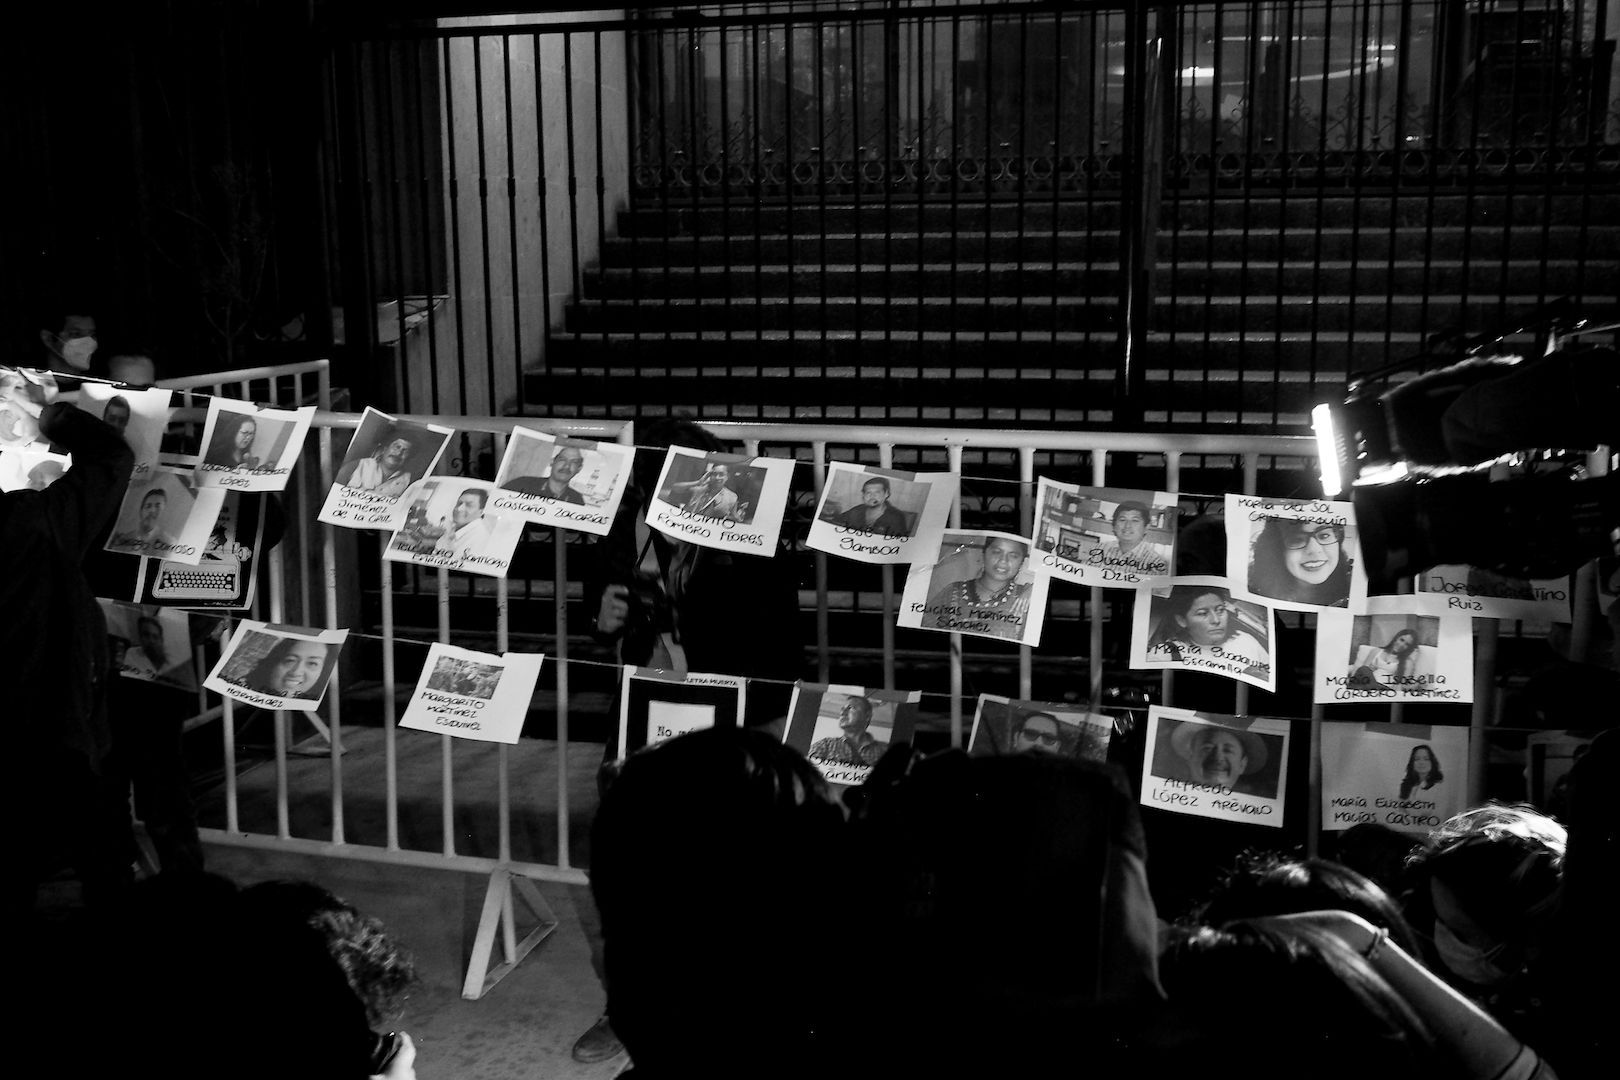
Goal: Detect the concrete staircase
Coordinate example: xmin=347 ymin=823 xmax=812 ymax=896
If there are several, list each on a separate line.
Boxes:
xmin=525 ymin=187 xmax=1616 ymax=431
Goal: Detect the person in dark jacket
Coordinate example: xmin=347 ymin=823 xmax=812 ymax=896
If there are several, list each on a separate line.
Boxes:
xmin=0 ymin=390 xmax=137 ymax=919
xmin=570 ymin=416 xmax=806 ymax=1065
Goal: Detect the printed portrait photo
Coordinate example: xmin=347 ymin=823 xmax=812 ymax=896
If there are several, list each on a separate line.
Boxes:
xmin=1234 ymin=503 xmax=1362 ymax=611
xmin=0 ymin=448 xmax=70 ymax=492
xmin=0 ymin=366 xmax=55 ymax=450
xmin=816 ymin=470 xmax=927 ymax=539
xmin=214 ymin=628 xmax=342 ymax=703
xmin=1133 ymin=578 xmax=1275 ymax=690
xmin=81 ymin=383 xmax=171 ymax=471
xmin=425 ymin=655 xmax=504 ymax=700
xmin=1034 ymin=480 xmax=1176 ymax=577
xmin=901 ymin=530 xmax=1050 ymax=647
xmin=1344 ymin=614 xmax=1441 ymax=688
xmin=106 ymin=467 xmax=221 ymax=563
xmin=968 ymin=697 xmax=1112 ymax=763
xmin=333 ymin=408 xmax=450 ymax=499
xmin=159 ymin=388 xmax=211 ymax=465
xmin=203 ymin=409 xmax=280 ymax=470
xmin=1149 ymin=716 xmax=1285 ymax=800
xmin=1318 ymin=722 xmax=1470 ymax=833
xmin=390 ymin=481 xmax=494 ymax=554
xmin=804 ymin=691 xmax=898 ymax=769
xmin=496 ymin=432 xmax=627 ymax=508
xmin=655 ymin=451 xmax=766 ymax=525
xmin=100 ymin=600 xmax=196 ymax=690
xmin=195 ymin=401 xmax=312 ymax=491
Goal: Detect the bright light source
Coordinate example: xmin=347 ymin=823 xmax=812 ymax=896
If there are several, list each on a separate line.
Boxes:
xmin=1312 ymin=403 xmax=1344 ymax=497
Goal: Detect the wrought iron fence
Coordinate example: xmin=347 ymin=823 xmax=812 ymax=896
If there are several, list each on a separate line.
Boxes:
xmin=327 ymin=1 xmax=1619 ymax=431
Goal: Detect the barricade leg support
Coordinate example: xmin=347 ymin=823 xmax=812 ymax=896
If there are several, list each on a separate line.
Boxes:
xmin=462 ymin=866 xmax=558 ymax=1000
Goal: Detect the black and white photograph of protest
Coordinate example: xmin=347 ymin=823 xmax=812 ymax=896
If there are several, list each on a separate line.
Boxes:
xmin=968 ymin=696 xmax=1112 ymax=763
xmin=425 ymin=655 xmax=504 ymax=700
xmin=1149 ymin=716 xmax=1284 ymax=800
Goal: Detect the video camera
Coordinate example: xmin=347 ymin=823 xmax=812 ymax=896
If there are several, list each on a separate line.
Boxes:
xmin=1313 ymin=323 xmax=1619 ymax=593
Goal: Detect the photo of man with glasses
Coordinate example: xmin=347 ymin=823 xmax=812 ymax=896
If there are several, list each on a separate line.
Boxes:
xmin=969 ymin=699 xmax=1112 ymax=763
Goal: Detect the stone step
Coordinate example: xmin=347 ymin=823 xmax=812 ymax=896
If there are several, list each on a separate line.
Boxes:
xmin=617 ymin=191 xmax=1618 ymax=236
xmin=577 ymin=260 xmax=1610 ymax=300
xmin=558 ymin=294 xmax=1599 ymax=335
xmin=541 ymin=329 xmax=1418 ymax=372
xmin=594 ymin=225 xmax=1607 ymax=267
xmin=520 ymin=369 xmax=1339 ymax=429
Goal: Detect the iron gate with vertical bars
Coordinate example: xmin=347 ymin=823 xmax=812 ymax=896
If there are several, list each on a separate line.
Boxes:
xmin=324 ymin=0 xmax=1618 ymax=431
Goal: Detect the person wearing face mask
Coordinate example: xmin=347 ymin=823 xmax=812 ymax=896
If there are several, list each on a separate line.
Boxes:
xmin=1403 ymin=804 xmax=1565 ymax=1054
xmin=40 ymin=311 xmax=100 ymax=376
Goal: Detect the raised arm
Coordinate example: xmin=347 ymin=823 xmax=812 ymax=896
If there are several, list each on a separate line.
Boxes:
xmin=1263 ymin=910 xmax=1556 ymax=1080
xmin=36 ymin=401 xmax=136 ymax=558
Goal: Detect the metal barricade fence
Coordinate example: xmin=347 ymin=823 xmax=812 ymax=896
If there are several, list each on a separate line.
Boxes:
xmin=183 ymin=403 xmax=1548 ymax=997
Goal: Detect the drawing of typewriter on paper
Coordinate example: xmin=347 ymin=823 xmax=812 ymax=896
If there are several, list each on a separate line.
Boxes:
xmin=142 ymin=494 xmax=260 ymax=609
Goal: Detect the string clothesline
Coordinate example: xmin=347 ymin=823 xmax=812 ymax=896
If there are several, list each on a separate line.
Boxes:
xmin=205 ymin=624 xmax=1524 ymax=730
xmin=45 ymin=367 xmax=1305 ymax=506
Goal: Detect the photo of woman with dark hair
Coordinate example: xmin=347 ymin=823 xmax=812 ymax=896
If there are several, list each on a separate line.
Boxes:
xmin=204 ymin=412 xmax=261 ymax=469
xmin=1398 ymin=745 xmax=1444 ymax=800
xmin=1248 ymin=517 xmax=1353 ymax=607
xmin=1145 ymin=584 xmax=1269 ymax=678
xmin=238 ymin=636 xmax=338 ymax=700
xmin=1350 ymin=628 xmax=1422 ymax=686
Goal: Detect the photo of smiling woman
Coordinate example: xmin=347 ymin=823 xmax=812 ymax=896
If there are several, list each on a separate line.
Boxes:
xmin=241 ymin=636 xmax=337 ymax=700
xmin=207 ymin=623 xmax=348 ymax=709
xmin=1247 ymin=516 xmax=1354 ymax=608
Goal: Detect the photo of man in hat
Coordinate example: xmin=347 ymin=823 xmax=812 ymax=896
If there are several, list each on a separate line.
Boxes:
xmin=1167 ymin=721 xmax=1273 ymax=797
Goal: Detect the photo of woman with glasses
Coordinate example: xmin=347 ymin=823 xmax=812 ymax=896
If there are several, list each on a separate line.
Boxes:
xmin=1247 ymin=516 xmax=1354 ymax=608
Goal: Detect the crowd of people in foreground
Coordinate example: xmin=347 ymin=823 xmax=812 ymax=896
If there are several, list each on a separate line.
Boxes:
xmin=588 ymin=724 xmax=1616 ymax=1080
